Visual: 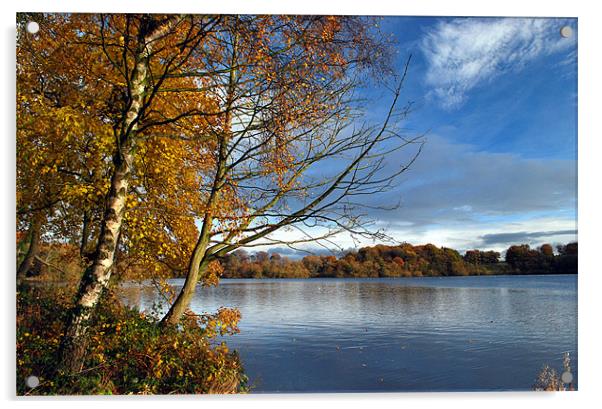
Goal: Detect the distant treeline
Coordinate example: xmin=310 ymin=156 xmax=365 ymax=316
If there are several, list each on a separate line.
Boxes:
xmin=23 ymin=240 xmax=577 ymax=281
xmin=220 ymin=242 xmax=578 ymax=279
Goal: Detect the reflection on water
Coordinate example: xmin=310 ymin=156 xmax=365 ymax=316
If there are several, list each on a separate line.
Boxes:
xmin=120 ymin=275 xmax=577 ymax=392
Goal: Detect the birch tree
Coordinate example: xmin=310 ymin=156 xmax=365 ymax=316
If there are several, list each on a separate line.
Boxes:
xmin=47 ymin=14 xmax=221 ymax=373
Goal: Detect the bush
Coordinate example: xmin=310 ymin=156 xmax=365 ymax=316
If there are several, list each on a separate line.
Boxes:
xmin=533 ymin=352 xmax=575 ymax=391
xmin=17 ymin=285 xmax=247 ymax=395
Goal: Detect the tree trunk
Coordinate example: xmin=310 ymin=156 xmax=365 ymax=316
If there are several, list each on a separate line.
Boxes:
xmin=57 ymin=43 xmax=149 ymax=376
xmin=160 ymin=245 xmax=209 ymax=326
xmin=17 ymin=212 xmax=43 ymax=281
xmin=161 ymin=24 xmax=237 ymax=325
xmin=57 ymin=149 xmax=134 ymax=373
xmin=160 ymin=134 xmax=227 ymax=325
xmin=79 ymin=210 xmax=91 ymax=260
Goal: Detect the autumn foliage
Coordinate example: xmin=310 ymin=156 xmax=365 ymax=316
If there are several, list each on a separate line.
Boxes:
xmin=17 ymin=285 xmax=246 ymax=395
xmin=219 ymin=242 xmax=577 ymax=279
xmin=17 ymin=12 xmax=412 ymax=392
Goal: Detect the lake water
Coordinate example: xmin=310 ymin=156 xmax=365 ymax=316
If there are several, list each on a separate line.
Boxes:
xmin=120 ymin=275 xmax=577 ymax=393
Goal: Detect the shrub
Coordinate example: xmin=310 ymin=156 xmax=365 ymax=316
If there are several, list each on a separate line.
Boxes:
xmin=17 ymin=285 xmax=247 ymax=395
xmin=533 ymin=352 xmax=575 ymax=391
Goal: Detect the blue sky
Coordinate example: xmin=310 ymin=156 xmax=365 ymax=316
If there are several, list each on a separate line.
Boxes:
xmin=390 ymin=17 xmax=577 ymax=159
xmin=268 ymin=16 xmax=578 ymax=255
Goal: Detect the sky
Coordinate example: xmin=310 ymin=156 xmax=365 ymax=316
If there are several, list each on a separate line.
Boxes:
xmin=266 ymin=16 xmax=578 ymax=256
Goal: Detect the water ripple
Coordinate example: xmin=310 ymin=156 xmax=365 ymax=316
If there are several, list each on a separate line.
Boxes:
xmin=120 ymin=275 xmax=577 ymax=392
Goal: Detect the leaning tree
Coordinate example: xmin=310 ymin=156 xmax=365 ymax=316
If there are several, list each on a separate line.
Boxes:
xmin=156 ymin=15 xmax=424 ymax=324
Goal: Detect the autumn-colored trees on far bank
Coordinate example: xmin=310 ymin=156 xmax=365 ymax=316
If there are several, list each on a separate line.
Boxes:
xmin=218 ymin=242 xmax=577 ymax=279
xmin=505 ymin=242 xmax=578 ymax=275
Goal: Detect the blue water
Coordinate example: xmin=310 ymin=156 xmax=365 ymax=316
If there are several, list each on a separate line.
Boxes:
xmin=120 ymin=275 xmax=578 ymax=392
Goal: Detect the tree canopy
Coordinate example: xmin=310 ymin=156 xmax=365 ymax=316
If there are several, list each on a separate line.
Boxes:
xmin=17 ymin=13 xmax=421 ymax=372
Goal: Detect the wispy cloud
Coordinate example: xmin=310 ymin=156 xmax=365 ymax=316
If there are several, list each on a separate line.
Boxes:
xmin=421 ymin=18 xmax=576 ymax=108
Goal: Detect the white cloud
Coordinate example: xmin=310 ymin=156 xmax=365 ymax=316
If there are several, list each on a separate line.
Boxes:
xmin=254 ymin=216 xmax=577 ymax=256
xmin=453 ymin=205 xmax=473 ymax=212
xmin=386 ymin=217 xmax=577 ymax=253
xmin=421 ymin=18 xmax=575 ymax=108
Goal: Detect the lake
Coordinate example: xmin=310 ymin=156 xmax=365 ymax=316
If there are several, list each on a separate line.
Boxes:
xmin=120 ymin=275 xmax=578 ymax=393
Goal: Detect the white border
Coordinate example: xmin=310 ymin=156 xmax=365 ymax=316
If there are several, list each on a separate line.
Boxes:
xmin=2 ymin=1 xmax=600 ymax=408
